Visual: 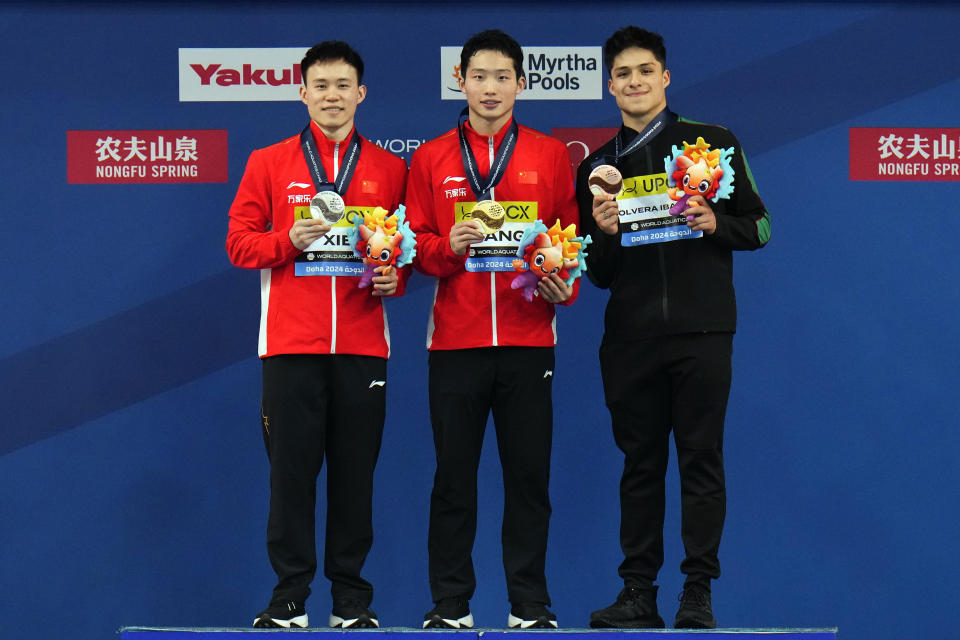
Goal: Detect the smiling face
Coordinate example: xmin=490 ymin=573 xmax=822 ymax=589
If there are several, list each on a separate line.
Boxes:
xmin=681 ymin=158 xmax=712 ymax=195
xmin=528 ymin=234 xmax=565 ymax=277
xmin=459 ymin=49 xmax=525 ymax=136
xmin=300 ymin=59 xmax=366 ymax=141
xmin=360 ymin=226 xmax=400 ymax=267
xmin=607 ymin=46 xmax=670 ymax=130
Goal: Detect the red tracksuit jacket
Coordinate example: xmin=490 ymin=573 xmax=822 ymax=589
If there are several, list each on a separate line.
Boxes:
xmin=227 ymin=121 xmax=408 ymax=358
xmin=405 ymin=117 xmax=579 ymax=350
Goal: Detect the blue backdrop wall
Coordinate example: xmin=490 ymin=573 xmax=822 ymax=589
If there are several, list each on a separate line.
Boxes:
xmin=1 ymin=3 xmax=958 ymax=640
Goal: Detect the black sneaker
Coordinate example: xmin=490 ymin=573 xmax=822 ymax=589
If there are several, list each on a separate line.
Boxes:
xmin=329 ymin=598 xmax=379 ymax=628
xmin=589 ymin=585 xmax=664 ymax=629
xmin=423 ymin=596 xmax=474 ymax=628
xmin=674 ymin=584 xmax=716 ymax=629
xmin=253 ymin=600 xmax=308 ymax=628
xmin=507 ymin=602 xmax=558 ymax=629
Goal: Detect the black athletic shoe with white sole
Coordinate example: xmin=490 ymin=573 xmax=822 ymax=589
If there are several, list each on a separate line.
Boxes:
xmin=253 ymin=600 xmax=308 ymax=628
xmin=423 ymin=596 xmax=474 ymax=628
xmin=329 ymin=598 xmax=379 ymax=628
xmin=507 ymin=602 xmax=558 ymax=629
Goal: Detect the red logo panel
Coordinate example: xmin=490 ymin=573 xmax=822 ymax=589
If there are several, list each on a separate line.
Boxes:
xmin=849 ymin=127 xmax=960 ymax=181
xmin=551 ymin=127 xmax=619 ymax=179
xmin=67 ymin=129 xmax=228 ymax=184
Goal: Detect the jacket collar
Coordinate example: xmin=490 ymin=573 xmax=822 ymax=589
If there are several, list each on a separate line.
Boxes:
xmin=308 ymin=120 xmax=357 ymax=157
xmin=462 ymin=116 xmax=515 ymax=149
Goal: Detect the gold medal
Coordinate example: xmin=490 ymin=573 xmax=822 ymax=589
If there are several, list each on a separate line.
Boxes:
xmin=465 ymin=200 xmax=506 ymax=233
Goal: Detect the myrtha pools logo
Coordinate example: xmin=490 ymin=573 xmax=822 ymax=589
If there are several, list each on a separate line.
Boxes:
xmin=440 ymin=46 xmax=602 ymax=101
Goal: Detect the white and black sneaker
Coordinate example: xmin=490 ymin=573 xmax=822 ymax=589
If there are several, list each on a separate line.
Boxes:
xmin=330 ymin=598 xmax=379 ymax=628
xmin=423 ymin=596 xmax=474 ymax=628
xmin=508 ymin=602 xmax=558 ymax=629
xmin=253 ymin=600 xmax=308 ymax=628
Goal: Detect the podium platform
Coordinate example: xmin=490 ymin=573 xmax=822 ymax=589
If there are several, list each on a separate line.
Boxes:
xmin=121 ymin=628 xmax=838 ymax=640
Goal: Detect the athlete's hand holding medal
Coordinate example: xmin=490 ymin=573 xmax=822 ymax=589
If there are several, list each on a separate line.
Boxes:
xmin=289 ymin=191 xmax=344 ymax=250
xmin=451 ymin=200 xmax=505 ymax=255
xmin=589 ymin=164 xmax=623 ymax=236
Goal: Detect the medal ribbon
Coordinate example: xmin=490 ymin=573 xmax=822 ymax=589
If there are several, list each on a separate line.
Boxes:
xmin=613 ymin=108 xmax=676 ymax=161
xmin=457 ymin=107 xmax=518 ymax=201
xmin=299 ymin=123 xmax=362 ymax=195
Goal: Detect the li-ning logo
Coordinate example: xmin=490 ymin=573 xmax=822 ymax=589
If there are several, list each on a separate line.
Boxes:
xmin=543 ymin=370 xmax=553 ymax=379
xmin=287 ymin=181 xmax=311 ymax=189
xmin=443 ymin=176 xmax=468 ymax=199
xmin=369 ymin=380 xmax=386 ymax=388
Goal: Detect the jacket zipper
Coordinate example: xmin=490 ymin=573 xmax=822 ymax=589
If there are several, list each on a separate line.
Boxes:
xmin=658 ymin=245 xmax=669 ymax=323
xmin=644 ymin=145 xmax=670 ymax=324
xmin=330 ymin=141 xmax=340 ymax=354
xmin=488 ymin=135 xmax=498 ymax=346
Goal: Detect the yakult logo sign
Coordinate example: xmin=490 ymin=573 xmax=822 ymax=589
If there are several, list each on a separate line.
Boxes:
xmin=179 ymin=48 xmax=306 ymax=102
xmin=441 ymin=46 xmax=601 ymax=101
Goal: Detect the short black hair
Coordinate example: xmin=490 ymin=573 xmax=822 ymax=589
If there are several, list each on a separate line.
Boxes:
xmin=460 ymin=29 xmax=525 ymax=80
xmin=603 ymin=26 xmax=667 ymax=74
xmin=301 ymin=41 xmax=364 ymax=85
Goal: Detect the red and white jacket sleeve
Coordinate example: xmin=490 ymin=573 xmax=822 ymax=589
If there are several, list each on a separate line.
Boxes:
xmin=225 ymin=149 xmax=301 ymax=270
xmin=405 ymin=146 xmax=467 ymax=278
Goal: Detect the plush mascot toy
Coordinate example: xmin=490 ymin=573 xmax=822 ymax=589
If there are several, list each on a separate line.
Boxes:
xmin=510 ymin=220 xmax=591 ymax=302
xmin=348 ymin=205 xmax=416 ymax=288
xmin=665 ymin=136 xmax=735 ymax=220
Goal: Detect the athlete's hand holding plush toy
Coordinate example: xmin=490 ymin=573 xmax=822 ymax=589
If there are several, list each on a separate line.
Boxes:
xmin=349 ymin=205 xmax=417 ymax=289
xmin=511 ymin=220 xmax=591 ymax=302
xmin=665 ymin=136 xmax=735 ymax=220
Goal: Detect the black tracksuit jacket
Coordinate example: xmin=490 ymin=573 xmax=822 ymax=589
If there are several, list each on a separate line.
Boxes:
xmin=575 ymin=114 xmax=770 ymax=345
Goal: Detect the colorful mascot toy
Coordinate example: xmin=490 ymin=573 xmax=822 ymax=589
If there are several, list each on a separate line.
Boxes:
xmin=348 ymin=205 xmax=416 ymax=288
xmin=664 ymin=136 xmax=735 ymax=219
xmin=510 ymin=220 xmax=591 ymax=302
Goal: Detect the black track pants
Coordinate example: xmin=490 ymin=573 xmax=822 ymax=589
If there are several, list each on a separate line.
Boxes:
xmin=600 ymin=333 xmax=732 ymax=589
xmin=426 ymin=347 xmax=555 ymax=606
xmin=260 ymin=354 xmax=386 ymax=606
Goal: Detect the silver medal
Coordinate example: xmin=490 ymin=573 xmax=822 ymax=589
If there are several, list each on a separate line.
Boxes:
xmin=309 ymin=191 xmax=345 ymax=224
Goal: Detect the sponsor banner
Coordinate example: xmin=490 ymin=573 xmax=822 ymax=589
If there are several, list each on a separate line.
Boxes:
xmin=441 ymin=46 xmax=602 ymax=100
xmin=551 ymin=126 xmax=619 ymax=177
xmin=850 ymin=127 xmax=960 ymax=181
xmin=179 ymin=48 xmax=305 ymax=102
xmin=66 ymin=129 xmax=228 ymax=184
